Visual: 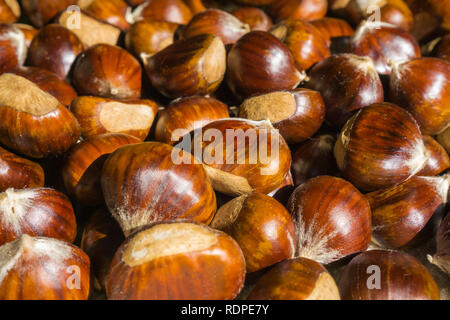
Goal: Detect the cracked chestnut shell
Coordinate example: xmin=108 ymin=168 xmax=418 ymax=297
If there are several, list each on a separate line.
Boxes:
xmin=267 ymin=0 xmax=327 ymax=22
xmin=106 ymin=222 xmax=246 ymax=300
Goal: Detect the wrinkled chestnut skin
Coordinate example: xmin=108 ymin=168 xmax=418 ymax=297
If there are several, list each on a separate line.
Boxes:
xmin=227 ymin=31 xmax=303 ymax=101
xmin=432 ymin=34 xmax=450 ymax=62
xmin=306 ymin=54 xmax=384 ymax=128
xmin=389 ymin=58 xmax=450 ymax=136
xmin=27 ymin=24 xmax=84 ymax=80
xmin=81 ymin=0 xmax=130 ymax=30
xmin=339 ymin=250 xmax=440 ymax=300
xmin=270 ymin=19 xmax=331 ymax=71
xmin=21 ymin=0 xmax=77 ymax=27
xmin=268 ymin=0 xmax=327 ymax=22
xmin=101 ymin=142 xmax=217 ymax=235
xmin=106 ymin=222 xmax=246 ymax=300
xmin=182 ymin=9 xmax=250 ymax=45
xmin=232 ymin=7 xmax=273 ymax=31
xmin=131 ymin=0 xmax=193 ymax=25
xmin=0 ymin=24 xmax=26 ymax=74
xmin=287 ymin=176 xmax=372 ymax=264
xmin=73 ymin=44 xmax=142 ymax=99
xmin=155 ymin=96 xmax=229 ymax=144
xmin=211 ymin=193 xmax=297 ymax=273
xmin=63 ymin=133 xmax=141 ymax=206
xmin=291 ymin=135 xmax=339 ymax=186
xmin=13 ymin=67 xmax=78 ymax=106
xmin=418 ymin=136 xmax=450 ymax=176
xmin=310 ymin=17 xmax=354 ymax=45
xmin=247 ymin=257 xmax=340 ymax=300
xmin=349 ymin=21 xmax=421 ymax=75
xmin=0 ymin=146 xmax=44 ymax=192
xmin=334 ymin=103 xmax=427 ymax=192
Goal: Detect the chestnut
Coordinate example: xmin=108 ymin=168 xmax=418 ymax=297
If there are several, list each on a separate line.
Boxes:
xmin=226 ymin=31 xmax=304 ymax=101
xmin=432 ymin=34 xmax=450 ymax=62
xmin=310 ymin=17 xmax=354 ymax=45
xmin=0 ymin=0 xmax=20 ymax=23
xmin=247 ymin=257 xmax=340 ymax=300
xmin=406 ymin=0 xmax=442 ymax=43
xmin=339 ymin=250 xmax=440 ymax=300
xmin=239 ymin=88 xmax=325 ymax=144
xmin=0 ymin=146 xmax=44 ymax=192
xmin=183 ymin=0 xmax=206 ymax=14
xmin=129 ymin=0 xmax=193 ymax=25
xmin=186 ymin=119 xmax=292 ymax=196
xmin=418 ymin=136 xmax=450 ymax=176
xmin=106 ymin=221 xmax=245 ymax=300
xmin=146 ymin=34 xmax=226 ymax=98
xmin=22 ymin=0 xmax=77 ymax=27
xmin=0 ymin=187 xmax=77 ymax=245
xmin=125 ymin=19 xmax=178 ymax=64
xmin=101 ymin=142 xmax=217 ymax=235
xmin=366 ymin=175 xmax=449 ymax=248
xmin=0 ymin=235 xmax=90 ymax=300
xmin=70 ymin=96 xmax=158 ymax=140
xmin=349 ymin=20 xmax=421 ymax=75
xmin=155 ymin=96 xmax=229 ymax=144
xmin=62 ymin=133 xmax=141 ymax=206
xmin=270 ymin=19 xmax=331 ymax=72
xmin=13 ymin=24 xmax=38 ymax=48
xmin=73 ymin=44 xmax=142 ymax=99
xmin=78 ymin=0 xmax=131 ymax=30
xmin=287 ymin=176 xmax=372 ymax=264
xmin=426 ymin=0 xmax=450 ymax=33
xmin=0 ymin=73 xmax=80 ymax=158
xmin=232 ymin=7 xmax=273 ymax=32
xmin=211 ymin=192 xmax=296 ymax=273
xmin=428 ymin=212 xmax=450 ymax=276
xmin=306 ymin=53 xmax=384 ymax=129
xmin=291 ymin=135 xmax=339 ymax=186
xmin=389 ymin=58 xmax=450 ymax=136
xmin=12 ymin=67 xmax=78 ymax=106
xmin=0 ymin=24 xmax=27 ymax=75
xmin=267 ymin=0 xmax=328 ymax=22
xmin=27 ymin=24 xmax=84 ymax=80
xmin=233 ymin=0 xmax=276 ymax=5
xmin=57 ymin=9 xmax=122 ymax=47
xmin=334 ymin=103 xmax=428 ymax=191
xmin=438 ymin=127 xmax=450 ymax=155
xmin=182 ymin=9 xmax=250 ymax=45
xmin=81 ymin=208 xmax=125 ymax=291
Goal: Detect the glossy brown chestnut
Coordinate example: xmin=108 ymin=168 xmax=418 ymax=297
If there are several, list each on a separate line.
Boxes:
xmin=0 ymin=146 xmax=44 ymax=192
xmin=0 ymin=235 xmax=90 ymax=300
xmin=78 ymin=0 xmax=131 ymax=30
xmin=22 ymin=0 xmax=77 ymax=27
xmin=12 ymin=67 xmax=78 ymax=106
xmin=247 ymin=257 xmax=340 ymax=300
xmin=366 ymin=175 xmax=450 ymax=248
xmin=70 ymin=96 xmax=158 ymax=140
xmin=349 ymin=20 xmax=421 ymax=75
xmin=0 ymin=24 xmax=27 ymax=74
xmin=310 ymin=17 xmax=354 ymax=45
xmin=306 ymin=53 xmax=384 ymax=128
xmin=129 ymin=0 xmax=193 ymax=25
xmin=211 ymin=193 xmax=296 ymax=273
xmin=63 ymin=133 xmax=141 ymax=206
xmin=182 ymin=9 xmax=250 ymax=45
xmin=101 ymin=142 xmax=217 ymax=235
xmin=239 ymin=88 xmax=325 ymax=144
xmin=226 ymin=31 xmax=304 ymax=101
xmin=432 ymin=34 xmax=450 ymax=62
xmin=267 ymin=0 xmax=328 ymax=22
xmin=125 ymin=19 xmax=178 ymax=63
xmin=232 ymin=7 xmax=273 ymax=32
xmin=0 ymin=187 xmax=77 ymax=245
xmin=155 ymin=96 xmax=229 ymax=144
xmin=182 ymin=0 xmax=206 ymax=14
xmin=146 ymin=34 xmax=226 ymax=98
xmin=0 ymin=73 xmax=80 ymax=158
xmin=291 ymin=135 xmax=339 ymax=186
xmin=186 ymin=119 xmax=292 ymax=196
xmin=418 ymin=136 xmax=450 ymax=176
xmin=73 ymin=44 xmax=142 ymax=99
xmin=233 ymin=0 xmax=276 ymax=5
xmin=270 ymin=19 xmax=331 ymax=71
xmin=106 ymin=222 xmax=245 ymax=300
xmin=81 ymin=208 xmax=125 ymax=291
xmin=428 ymin=212 xmax=450 ymax=275
xmin=28 ymin=24 xmax=84 ymax=80
xmin=339 ymin=250 xmax=440 ymax=300
xmin=0 ymin=0 xmax=20 ymax=23
xmin=334 ymin=103 xmax=428 ymax=191
xmin=13 ymin=24 xmax=37 ymax=48
xmin=287 ymin=176 xmax=372 ymax=264
xmin=389 ymin=58 xmax=450 ymax=136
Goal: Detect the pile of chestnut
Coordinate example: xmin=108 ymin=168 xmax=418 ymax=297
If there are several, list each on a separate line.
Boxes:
xmin=0 ymin=0 xmax=449 ymax=301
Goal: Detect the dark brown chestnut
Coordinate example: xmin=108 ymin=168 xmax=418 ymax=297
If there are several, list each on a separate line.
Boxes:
xmin=78 ymin=0 xmax=131 ymax=30
xmin=432 ymin=34 xmax=450 ymax=62
xmin=233 ymin=0 xmax=276 ymax=5
xmin=0 ymin=24 xmax=27 ymax=75
xmin=232 ymin=7 xmax=273 ymax=32
xmin=22 ymin=0 xmax=77 ymax=27
xmin=305 ymin=53 xmax=384 ymax=129
xmin=428 ymin=212 xmax=450 ymax=276
xmin=128 ymin=0 xmax=193 ymax=25
xmin=267 ymin=0 xmax=328 ymax=22
xmin=418 ymin=136 xmax=450 ymax=176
